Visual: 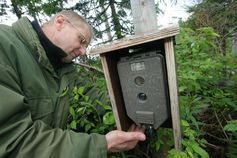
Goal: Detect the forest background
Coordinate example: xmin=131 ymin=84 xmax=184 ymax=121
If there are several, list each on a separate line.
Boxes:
xmin=1 ymin=0 xmax=237 ymax=158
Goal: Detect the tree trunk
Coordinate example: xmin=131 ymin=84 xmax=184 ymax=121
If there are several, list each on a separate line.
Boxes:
xmin=231 ymin=32 xmax=237 ymax=54
xmin=100 ymin=1 xmax=112 ymax=42
xmin=109 ymin=0 xmax=123 ymax=39
xmin=11 ymin=0 xmax=22 ymax=19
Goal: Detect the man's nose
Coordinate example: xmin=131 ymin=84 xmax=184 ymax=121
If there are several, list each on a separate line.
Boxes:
xmin=79 ymin=46 xmax=86 ymax=55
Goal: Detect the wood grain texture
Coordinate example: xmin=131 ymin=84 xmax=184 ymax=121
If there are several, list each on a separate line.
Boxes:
xmin=164 ymin=37 xmax=182 ymax=150
xmin=100 ymin=54 xmax=132 ymax=130
xmin=89 ymin=26 xmax=179 ymax=55
xmin=130 ymin=0 xmax=157 ymax=35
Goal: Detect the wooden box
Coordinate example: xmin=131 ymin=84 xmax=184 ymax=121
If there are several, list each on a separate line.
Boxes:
xmin=90 ymin=26 xmax=181 ymax=150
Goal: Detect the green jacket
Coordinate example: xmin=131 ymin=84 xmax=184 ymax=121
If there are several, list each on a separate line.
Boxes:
xmin=0 ymin=17 xmax=107 ymax=158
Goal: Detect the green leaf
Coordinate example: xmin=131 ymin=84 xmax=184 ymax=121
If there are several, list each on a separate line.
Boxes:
xmin=96 ymin=100 xmax=112 ymax=110
xmin=60 ymin=86 xmax=69 ymax=97
xmin=224 ymin=120 xmax=237 ymax=132
xmin=70 ymin=120 xmax=77 ymax=129
xmin=103 ymin=111 xmax=115 ymax=125
xmin=154 ymin=141 xmax=161 ymax=151
xmin=190 ymin=141 xmax=209 ymax=158
xmin=199 ymin=139 xmax=208 ymax=147
xmin=168 ymin=149 xmax=188 ymax=158
xmin=73 ymin=86 xmax=77 ymax=94
xmin=77 ymin=107 xmax=85 ymax=113
xmin=78 ymin=87 xmax=85 ymax=95
xmin=186 ymin=146 xmax=195 ymax=158
xmin=179 ymin=86 xmax=187 ymax=93
xmin=69 ymin=106 xmax=75 ymax=119
xmin=84 ymin=95 xmax=90 ymax=102
xmin=181 ymin=120 xmax=190 ymax=127
xmin=85 ymin=124 xmax=91 ymax=132
xmin=73 ymin=94 xmax=79 ymax=101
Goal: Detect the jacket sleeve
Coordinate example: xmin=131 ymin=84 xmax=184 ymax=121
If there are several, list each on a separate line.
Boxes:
xmin=0 ymin=64 xmax=108 ymax=157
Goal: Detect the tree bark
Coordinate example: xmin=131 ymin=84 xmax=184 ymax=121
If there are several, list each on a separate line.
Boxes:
xmin=109 ymin=0 xmax=123 ymax=39
xmin=11 ymin=0 xmax=22 ymax=19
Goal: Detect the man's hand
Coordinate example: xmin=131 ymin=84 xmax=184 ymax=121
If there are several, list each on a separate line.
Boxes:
xmin=105 ymin=124 xmax=146 ymax=152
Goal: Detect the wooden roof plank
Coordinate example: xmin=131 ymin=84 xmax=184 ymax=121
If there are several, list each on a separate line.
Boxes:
xmin=89 ymin=26 xmax=179 ymax=55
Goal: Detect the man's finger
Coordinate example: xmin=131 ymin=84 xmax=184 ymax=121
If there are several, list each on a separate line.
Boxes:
xmin=119 ymin=131 xmax=146 ymax=142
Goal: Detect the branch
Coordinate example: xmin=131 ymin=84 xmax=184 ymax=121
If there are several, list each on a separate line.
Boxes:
xmin=11 ymin=0 xmax=22 ymax=19
xmin=92 ymin=3 xmax=110 ymax=24
xmin=75 ymin=62 xmax=104 ymax=75
xmin=224 ymin=25 xmax=237 ymax=38
xmin=214 ymin=110 xmax=229 ymax=141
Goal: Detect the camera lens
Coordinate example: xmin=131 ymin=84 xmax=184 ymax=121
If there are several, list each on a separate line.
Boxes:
xmin=138 ymin=93 xmax=147 ymax=101
xmin=135 ymin=76 xmax=145 ymax=86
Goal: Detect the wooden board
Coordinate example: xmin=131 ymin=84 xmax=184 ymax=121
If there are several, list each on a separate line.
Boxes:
xmin=89 ymin=26 xmax=179 ymax=55
xmin=130 ymin=0 xmax=157 ymax=34
xmin=89 ymin=27 xmax=182 ymax=150
xmin=164 ymin=37 xmax=182 ymax=150
xmin=100 ymin=54 xmax=132 ymax=130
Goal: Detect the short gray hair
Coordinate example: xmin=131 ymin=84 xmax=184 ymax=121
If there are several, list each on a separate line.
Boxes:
xmin=44 ymin=10 xmax=93 ymax=43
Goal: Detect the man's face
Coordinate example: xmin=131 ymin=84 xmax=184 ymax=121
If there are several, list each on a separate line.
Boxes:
xmin=54 ymin=16 xmax=91 ymax=63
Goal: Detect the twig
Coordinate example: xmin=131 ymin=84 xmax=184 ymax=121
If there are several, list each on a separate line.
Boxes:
xmin=205 ymin=132 xmax=227 ymax=142
xmin=214 ymin=110 xmax=229 ymax=141
xmin=75 ymin=63 xmax=104 ymax=75
xmin=206 ymin=132 xmax=237 ymax=143
xmin=206 ymin=142 xmax=221 ymax=150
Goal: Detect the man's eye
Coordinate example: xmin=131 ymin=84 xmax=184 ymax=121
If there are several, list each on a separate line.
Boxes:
xmin=81 ymin=38 xmax=86 ymax=44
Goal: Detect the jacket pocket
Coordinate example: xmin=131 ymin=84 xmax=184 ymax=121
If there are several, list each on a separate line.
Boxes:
xmin=25 ymin=96 xmax=54 ymax=123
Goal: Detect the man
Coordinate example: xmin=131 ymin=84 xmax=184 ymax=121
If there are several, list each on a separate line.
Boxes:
xmin=0 ymin=10 xmax=145 ymax=157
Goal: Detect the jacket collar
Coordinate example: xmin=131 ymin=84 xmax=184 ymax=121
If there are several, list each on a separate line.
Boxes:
xmin=12 ymin=17 xmax=56 ymax=73
xmin=31 ymin=20 xmax=68 ymax=70
xmin=12 ymin=17 xmax=76 ymax=77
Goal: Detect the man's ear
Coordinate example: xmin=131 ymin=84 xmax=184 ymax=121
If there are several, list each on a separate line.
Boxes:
xmin=54 ymin=14 xmax=66 ymax=31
